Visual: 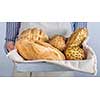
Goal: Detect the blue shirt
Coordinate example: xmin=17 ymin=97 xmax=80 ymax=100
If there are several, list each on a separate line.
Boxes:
xmin=5 ymin=22 xmax=87 ymax=42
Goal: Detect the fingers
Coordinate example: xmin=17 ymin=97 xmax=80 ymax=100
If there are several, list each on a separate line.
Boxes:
xmin=6 ymin=41 xmax=15 ymax=52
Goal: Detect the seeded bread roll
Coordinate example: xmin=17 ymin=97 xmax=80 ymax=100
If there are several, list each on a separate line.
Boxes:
xmin=65 ymin=46 xmax=85 ymax=60
xmin=66 ymin=28 xmax=88 ymax=48
xmin=65 ymin=28 xmax=88 ymax=60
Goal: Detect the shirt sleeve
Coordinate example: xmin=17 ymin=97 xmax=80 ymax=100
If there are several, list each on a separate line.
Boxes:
xmin=71 ymin=22 xmax=87 ymax=31
xmin=5 ymin=22 xmax=21 ymax=42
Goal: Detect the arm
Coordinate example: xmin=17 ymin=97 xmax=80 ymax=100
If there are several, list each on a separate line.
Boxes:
xmin=71 ymin=22 xmax=87 ymax=31
xmin=5 ymin=22 xmax=21 ymax=52
xmin=5 ymin=22 xmax=20 ymax=42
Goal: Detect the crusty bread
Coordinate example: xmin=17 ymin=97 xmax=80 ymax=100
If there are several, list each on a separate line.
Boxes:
xmin=66 ymin=28 xmax=88 ymax=48
xmin=15 ymin=39 xmax=65 ymax=60
xmin=49 ymin=35 xmax=66 ymax=51
xmin=16 ymin=27 xmax=88 ymax=60
xmin=65 ymin=28 xmax=88 ymax=60
xmin=18 ymin=28 xmax=49 ymax=42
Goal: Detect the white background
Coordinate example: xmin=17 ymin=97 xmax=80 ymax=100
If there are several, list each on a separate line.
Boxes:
xmin=0 ymin=0 xmax=100 ymax=100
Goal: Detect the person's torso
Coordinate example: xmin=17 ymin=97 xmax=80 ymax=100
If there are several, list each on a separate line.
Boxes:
xmin=19 ymin=22 xmax=72 ymax=37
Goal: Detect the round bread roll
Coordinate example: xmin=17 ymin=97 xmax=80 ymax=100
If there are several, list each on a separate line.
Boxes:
xmin=49 ymin=35 xmax=66 ymax=51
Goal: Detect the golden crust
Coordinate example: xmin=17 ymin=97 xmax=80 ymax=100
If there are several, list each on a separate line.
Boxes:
xmin=15 ymin=27 xmax=88 ymax=61
xmin=15 ymin=39 xmax=65 ymax=60
xmin=66 ymin=28 xmax=88 ymax=48
xmin=18 ymin=28 xmax=49 ymax=42
xmin=65 ymin=46 xmax=85 ymax=60
xmin=49 ymin=35 xmax=66 ymax=51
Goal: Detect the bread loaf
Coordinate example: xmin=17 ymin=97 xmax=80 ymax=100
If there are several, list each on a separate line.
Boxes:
xmin=15 ymin=39 xmax=65 ymax=60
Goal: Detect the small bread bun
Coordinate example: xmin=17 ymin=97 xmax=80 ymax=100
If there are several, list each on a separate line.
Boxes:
xmin=49 ymin=35 xmax=66 ymax=51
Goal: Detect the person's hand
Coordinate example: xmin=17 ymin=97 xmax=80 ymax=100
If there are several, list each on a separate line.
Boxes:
xmin=6 ymin=41 xmax=15 ymax=52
